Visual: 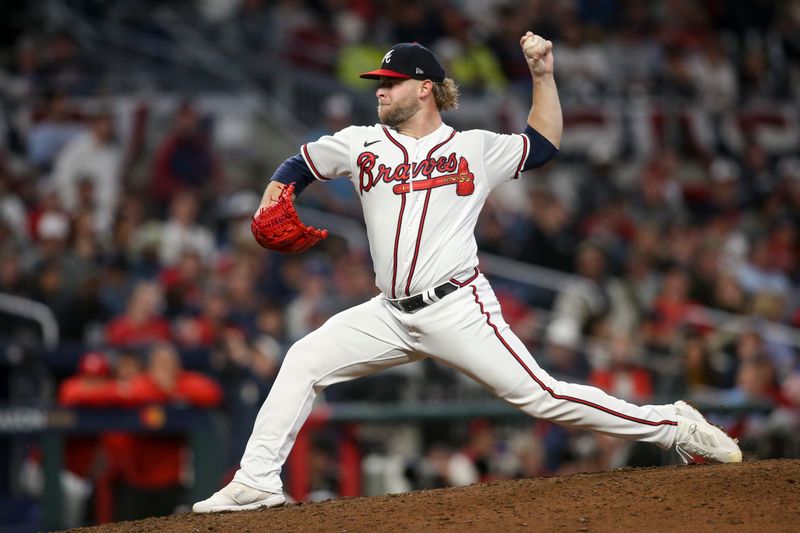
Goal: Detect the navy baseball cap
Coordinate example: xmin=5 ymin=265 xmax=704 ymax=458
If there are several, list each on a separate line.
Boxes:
xmin=360 ymin=43 xmax=446 ymax=83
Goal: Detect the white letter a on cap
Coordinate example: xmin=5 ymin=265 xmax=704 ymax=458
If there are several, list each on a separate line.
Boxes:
xmin=383 ymin=50 xmax=394 ymax=64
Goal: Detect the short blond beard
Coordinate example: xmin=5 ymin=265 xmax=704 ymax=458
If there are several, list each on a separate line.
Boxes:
xmin=378 ymin=96 xmax=421 ymax=127
xmin=433 ymin=78 xmax=459 ymax=112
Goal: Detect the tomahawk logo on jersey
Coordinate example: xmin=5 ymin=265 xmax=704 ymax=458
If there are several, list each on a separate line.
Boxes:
xmin=299 ymin=123 xmax=529 ymax=299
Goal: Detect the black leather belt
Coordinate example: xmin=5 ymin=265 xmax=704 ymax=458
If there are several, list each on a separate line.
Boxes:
xmin=388 ymin=281 xmax=459 ymax=313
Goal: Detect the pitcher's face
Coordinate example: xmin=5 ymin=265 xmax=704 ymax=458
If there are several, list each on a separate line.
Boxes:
xmin=376 ymin=78 xmax=421 ymax=127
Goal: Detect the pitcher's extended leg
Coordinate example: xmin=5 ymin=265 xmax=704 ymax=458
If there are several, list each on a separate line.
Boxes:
xmin=418 ymin=276 xmax=678 ymax=448
xmin=234 ymin=297 xmax=420 ymax=493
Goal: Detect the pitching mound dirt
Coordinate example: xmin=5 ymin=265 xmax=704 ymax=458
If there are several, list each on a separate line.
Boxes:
xmin=67 ymin=459 xmax=800 ymax=533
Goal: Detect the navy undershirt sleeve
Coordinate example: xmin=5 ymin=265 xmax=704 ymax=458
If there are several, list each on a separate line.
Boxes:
xmin=270 ymin=153 xmax=316 ymax=196
xmin=522 ymin=125 xmax=559 ymax=171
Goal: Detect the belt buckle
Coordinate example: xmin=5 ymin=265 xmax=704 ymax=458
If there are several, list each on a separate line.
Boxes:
xmin=388 ymin=297 xmax=409 ymax=313
xmin=401 ymin=296 xmax=423 ymax=313
xmin=389 ymin=294 xmax=422 ymax=313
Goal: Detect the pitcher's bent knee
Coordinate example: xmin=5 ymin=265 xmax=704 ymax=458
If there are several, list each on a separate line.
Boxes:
xmin=281 ymin=334 xmax=345 ymax=384
xmin=279 ymin=338 xmax=321 ymax=376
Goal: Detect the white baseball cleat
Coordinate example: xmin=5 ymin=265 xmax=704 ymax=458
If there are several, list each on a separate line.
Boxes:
xmin=673 ymin=401 xmax=742 ymax=464
xmin=192 ymin=481 xmax=286 ymax=513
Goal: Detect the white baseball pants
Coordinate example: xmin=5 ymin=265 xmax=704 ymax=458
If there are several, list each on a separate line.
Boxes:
xmin=234 ymin=273 xmax=678 ymax=493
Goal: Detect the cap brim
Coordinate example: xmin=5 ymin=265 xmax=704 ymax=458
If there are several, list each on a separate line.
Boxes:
xmin=359 ymin=69 xmax=412 ymax=80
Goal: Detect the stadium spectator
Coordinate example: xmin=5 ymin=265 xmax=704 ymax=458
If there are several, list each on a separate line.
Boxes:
xmin=508 ymin=432 xmax=547 ymax=479
xmin=619 ymin=249 xmax=660 ymax=315
xmin=446 ymin=419 xmax=514 ymax=486
xmin=108 ymin=195 xmax=145 ymax=259
xmin=476 ymin=206 xmax=519 ymax=257
xmin=605 ymin=3 xmax=658 ymax=94
xmin=94 ymin=350 xmax=144 ymax=524
xmin=0 ymin=34 xmax=44 ymax=102
xmin=643 ymin=265 xmax=706 ymax=353
xmin=285 ymin=258 xmax=335 ymax=341
xmin=685 ymin=35 xmax=739 ymax=156
xmin=678 ymin=331 xmax=723 ymax=393
xmin=0 ymin=163 xmax=28 ymax=245
xmin=173 ymin=285 xmax=229 ymax=349
xmin=515 ymin=189 xmax=575 ymax=272
xmin=123 ymin=208 xmax=165 ymax=279
xmin=52 ymin=108 xmax=122 ymax=233
xmin=25 ymin=211 xmax=96 ymax=331
xmin=97 ymin=254 xmax=137 ymax=319
xmin=159 ymin=248 xmax=209 ymax=318
xmin=698 ymin=158 xmax=745 ymax=221
xmin=212 ymin=325 xmax=281 ymax=471
xmin=486 ymin=4 xmax=539 ymax=86
xmin=764 ymin=217 xmax=797 ymax=276
xmin=330 ymin=251 xmax=380 ymax=309
xmin=541 ymin=316 xmax=589 ymax=381
xmin=739 ymin=142 xmax=775 ymax=203
xmin=688 ymin=243 xmax=723 ymax=307
xmin=159 ymin=190 xmax=216 ymax=268
xmin=38 ymin=31 xmax=92 ymax=95
xmin=253 ymin=302 xmax=288 ymax=349
xmin=150 ymin=102 xmax=221 ymax=209
xmin=263 ymin=0 xmax=316 ymax=59
xmin=113 ymin=350 xmax=144 ymax=386
xmin=386 ymin=0 xmax=443 ymax=47
xmin=0 ymin=244 xmax=25 ymax=295
xmin=218 ymin=0 xmax=277 ymax=56
xmin=116 ymin=343 xmax=222 ymax=520
xmin=709 ymin=271 xmax=749 ymax=315
xmin=25 ymin=179 xmax=66 ymax=245
xmin=216 ymin=189 xmax=261 ymax=250
xmin=630 ymin=148 xmax=686 ymax=229
xmin=58 ymin=266 xmax=110 ymax=343
xmin=55 ymin=351 xmax=120 ymax=527
xmin=663 ymin=223 xmax=703 ymax=270
xmin=105 ymin=281 xmax=171 ymax=348
xmin=223 ymin=261 xmax=263 ymax=336
xmin=734 ymin=237 xmax=791 ymax=296
xmin=409 ymin=443 xmax=453 ymax=489
xmin=728 ymin=354 xmax=781 ymax=406
xmin=588 ymin=331 xmax=654 ymax=404
xmin=552 ymin=16 xmax=611 ymax=102
xmin=551 ymin=240 xmax=639 ymax=336
xmin=26 ymin=92 xmax=85 ymax=172
xmin=285 ymin=10 xmax=342 ymax=74
xmin=432 ymin=12 xmax=507 ymax=95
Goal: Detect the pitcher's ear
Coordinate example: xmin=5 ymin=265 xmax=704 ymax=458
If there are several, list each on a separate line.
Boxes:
xmin=419 ymin=79 xmax=434 ymax=96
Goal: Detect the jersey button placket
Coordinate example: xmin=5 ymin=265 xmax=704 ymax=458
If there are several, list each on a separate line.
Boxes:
xmin=402 ymin=142 xmax=424 ymax=269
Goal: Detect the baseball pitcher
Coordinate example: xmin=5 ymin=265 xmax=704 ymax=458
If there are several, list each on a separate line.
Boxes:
xmin=194 ymin=33 xmax=741 ymax=513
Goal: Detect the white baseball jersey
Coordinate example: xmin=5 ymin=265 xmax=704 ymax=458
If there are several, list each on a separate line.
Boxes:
xmin=300 ymin=122 xmax=529 ymax=298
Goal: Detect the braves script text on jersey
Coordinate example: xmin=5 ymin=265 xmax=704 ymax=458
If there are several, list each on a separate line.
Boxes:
xmin=231 ymin=121 xmax=679 ymax=494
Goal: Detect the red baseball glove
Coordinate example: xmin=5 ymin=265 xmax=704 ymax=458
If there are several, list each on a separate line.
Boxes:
xmin=250 ymin=183 xmax=328 ymax=254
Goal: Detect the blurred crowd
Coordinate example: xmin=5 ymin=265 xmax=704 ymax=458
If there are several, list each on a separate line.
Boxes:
xmin=2 ymin=1 xmax=799 ymax=102
xmin=20 ymin=346 xmax=221 ymax=525
xmin=1 ymin=0 xmax=800 ymax=528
